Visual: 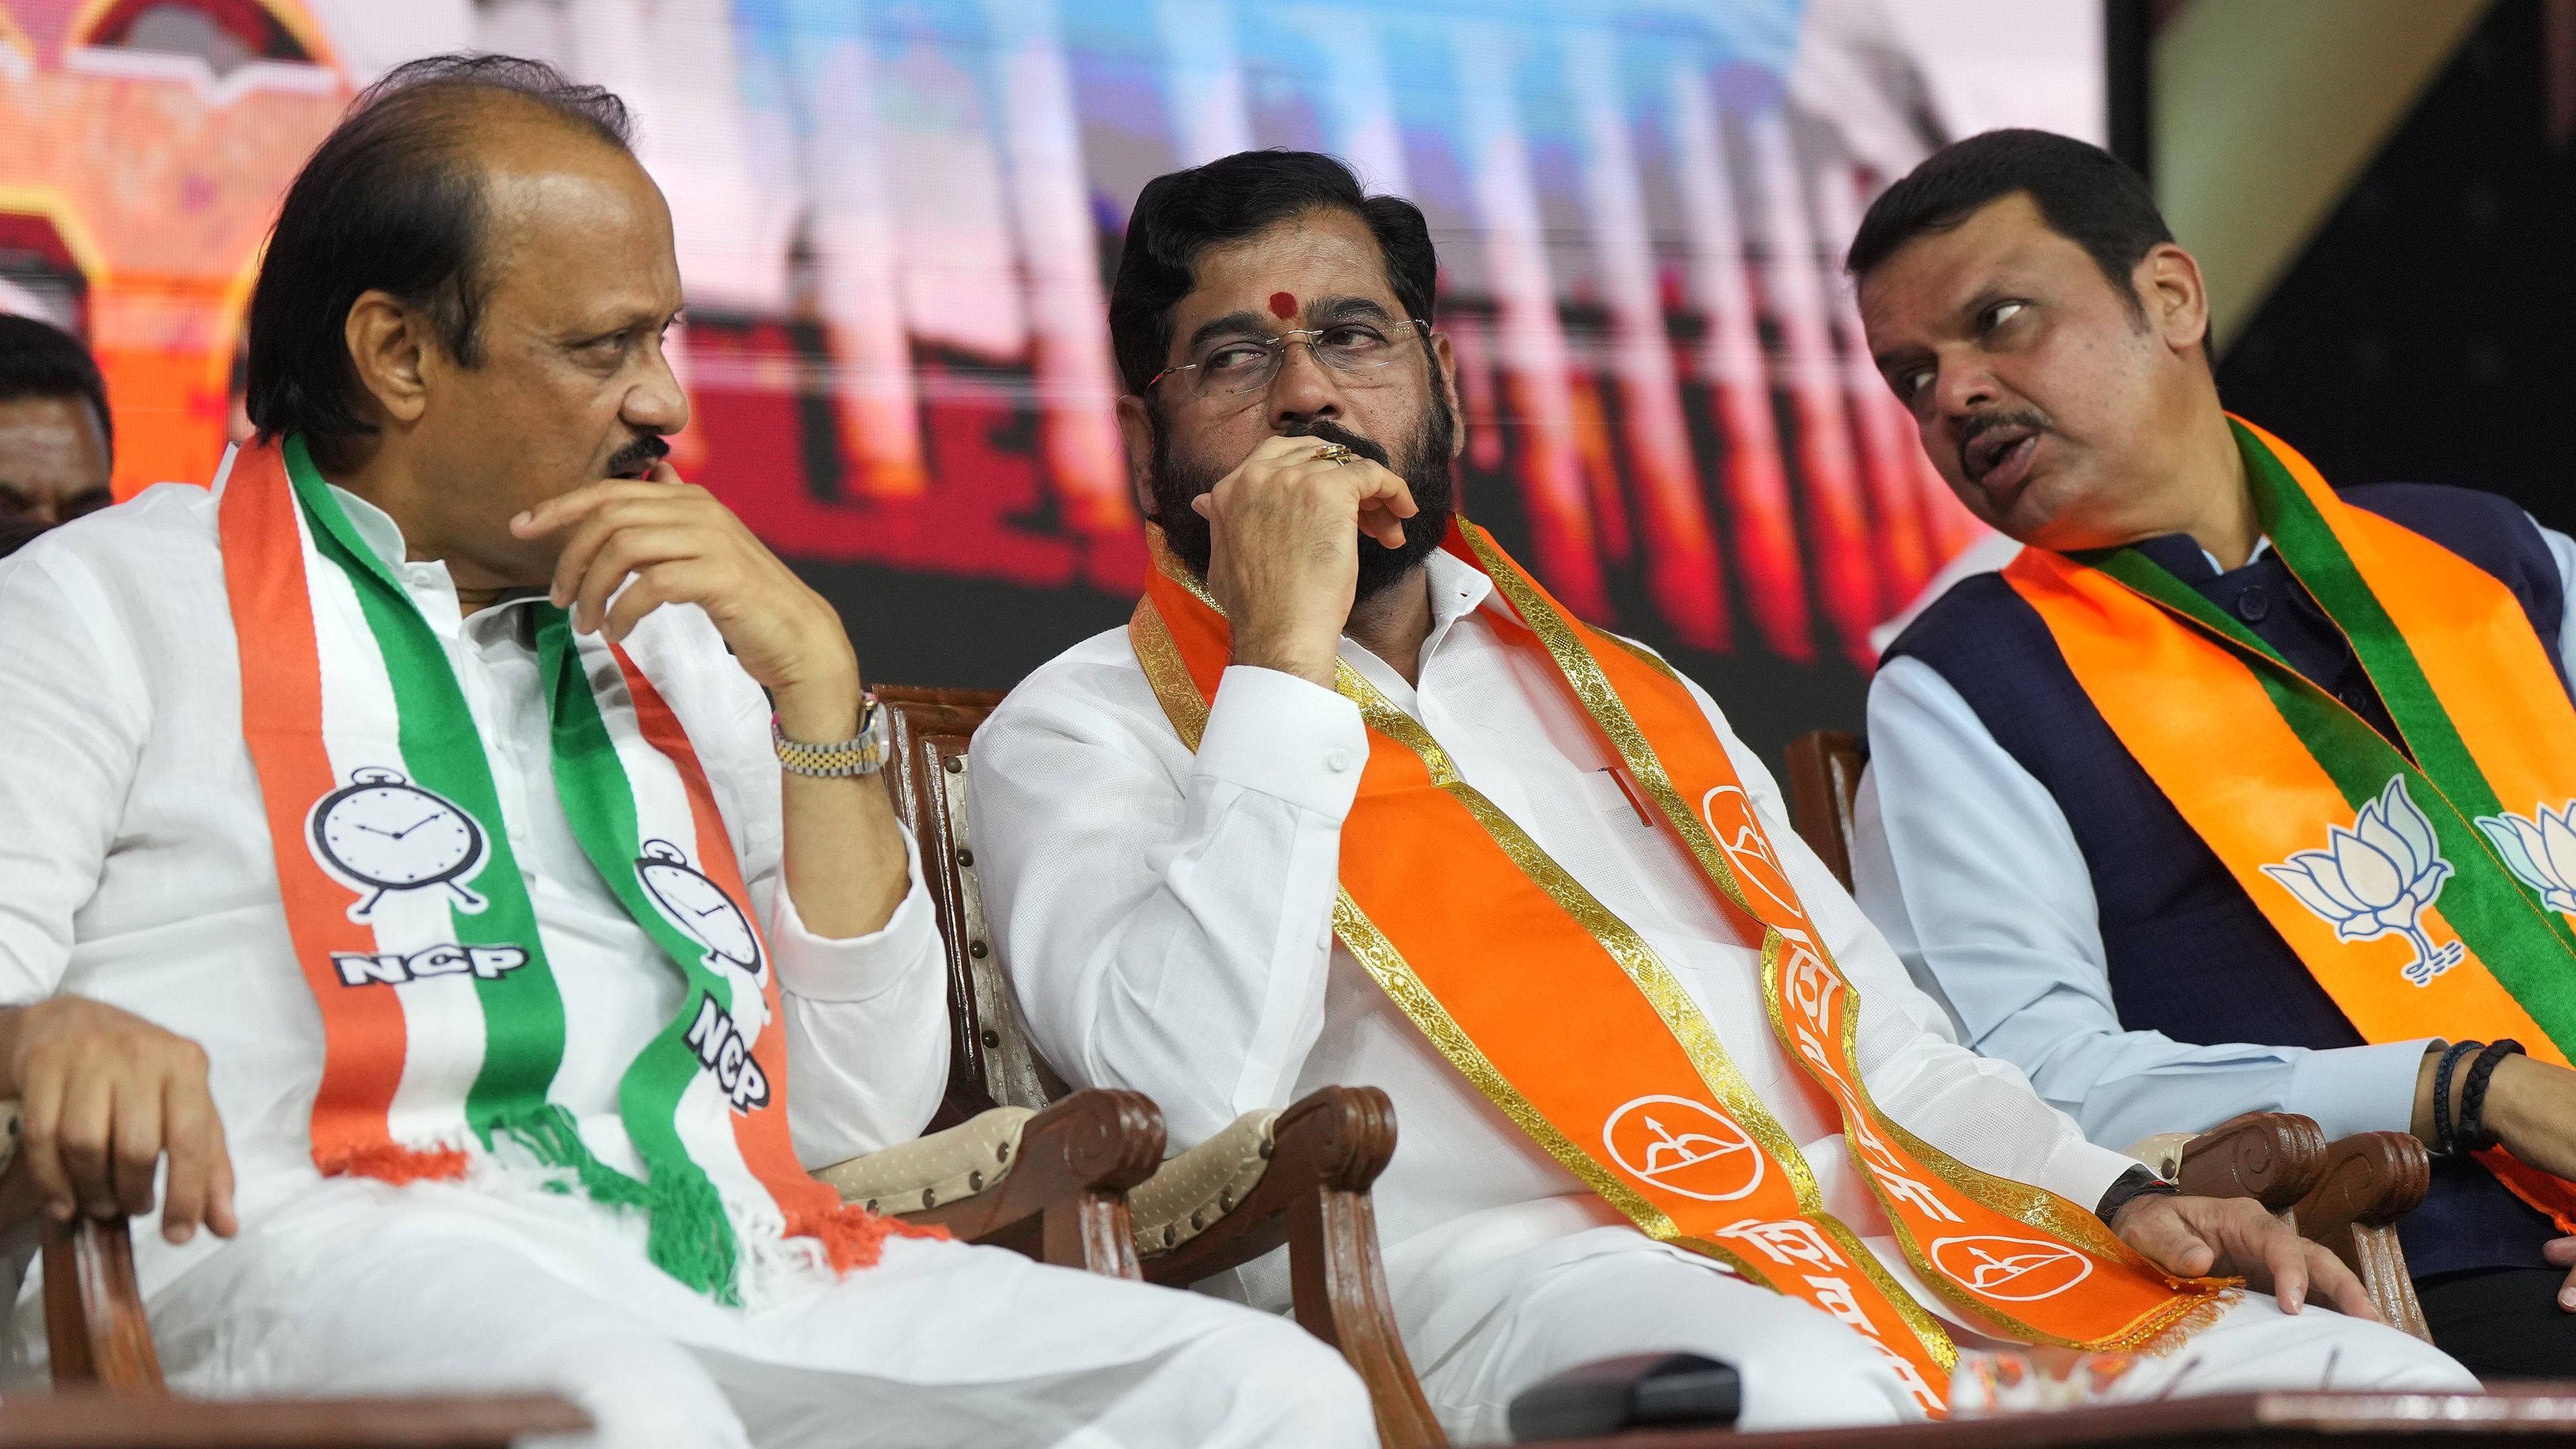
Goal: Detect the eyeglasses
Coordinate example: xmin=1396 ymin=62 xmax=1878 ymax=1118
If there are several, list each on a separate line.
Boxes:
xmin=1149 ymin=319 xmax=1430 ymax=400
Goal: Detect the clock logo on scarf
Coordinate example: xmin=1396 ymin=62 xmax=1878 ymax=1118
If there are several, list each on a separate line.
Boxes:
xmin=307 ymin=767 xmax=490 ymax=921
xmin=636 ymin=839 xmax=762 ymax=976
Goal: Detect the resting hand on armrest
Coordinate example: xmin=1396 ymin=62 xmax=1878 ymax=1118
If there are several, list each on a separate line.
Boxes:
xmin=2409 ymin=1049 xmax=2576 ymax=1311
xmin=2111 ymin=1194 xmax=2378 ymax=1320
xmin=0 ymin=998 xmax=235 ymax=1243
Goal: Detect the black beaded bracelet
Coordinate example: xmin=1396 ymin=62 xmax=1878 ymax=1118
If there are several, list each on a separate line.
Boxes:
xmin=2458 ymin=1039 xmax=2525 ymax=1153
xmin=2431 ymin=1039 xmax=2483 ymax=1157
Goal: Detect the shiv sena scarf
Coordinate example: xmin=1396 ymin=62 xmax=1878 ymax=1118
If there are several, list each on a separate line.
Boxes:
xmin=218 ymin=436 xmax=931 ymax=1304
xmin=1130 ymin=519 xmax=2228 ymax=1413
xmin=2005 ymin=417 xmax=2576 ymax=1233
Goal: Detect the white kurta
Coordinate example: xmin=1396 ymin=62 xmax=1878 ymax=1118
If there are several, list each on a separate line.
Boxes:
xmin=0 ymin=482 xmax=1373 ymax=1449
xmin=972 ymin=548 xmax=2473 ymax=1439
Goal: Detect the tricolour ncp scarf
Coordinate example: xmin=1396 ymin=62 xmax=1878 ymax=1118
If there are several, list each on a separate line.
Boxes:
xmin=221 ymin=436 xmax=933 ymax=1303
xmin=1130 ymin=520 xmax=2228 ymax=1414
xmin=2006 ymin=417 xmax=2576 ymax=1232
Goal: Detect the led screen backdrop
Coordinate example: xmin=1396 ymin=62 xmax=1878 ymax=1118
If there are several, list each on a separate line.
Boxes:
xmin=0 ymin=0 xmax=2100 ymax=756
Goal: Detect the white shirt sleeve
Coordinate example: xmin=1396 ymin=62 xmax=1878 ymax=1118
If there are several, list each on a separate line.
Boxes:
xmin=768 ymin=833 xmax=951 ymax=1167
xmin=971 ymin=660 xmax=1366 ymax=1149
xmin=1665 ymin=668 xmax=2140 ymax=1212
xmin=638 ymin=603 xmax=952 ymax=1168
xmin=2536 ymin=519 xmax=2576 ymax=679
xmin=1853 ymin=654 xmax=2430 ymax=1150
xmin=0 ymin=545 xmax=150 ymax=1006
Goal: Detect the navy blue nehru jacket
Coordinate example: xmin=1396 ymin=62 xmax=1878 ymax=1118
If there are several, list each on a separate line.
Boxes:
xmin=1884 ymin=484 xmax=2568 ymax=1280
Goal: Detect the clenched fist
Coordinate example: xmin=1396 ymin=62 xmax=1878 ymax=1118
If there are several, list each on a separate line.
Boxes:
xmin=1191 ymin=432 xmax=1419 ymax=689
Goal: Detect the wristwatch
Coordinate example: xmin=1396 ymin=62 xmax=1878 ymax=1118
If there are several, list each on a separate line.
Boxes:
xmin=2095 ymin=1163 xmax=2182 ymax=1228
xmin=772 ymin=692 xmax=890 ymax=778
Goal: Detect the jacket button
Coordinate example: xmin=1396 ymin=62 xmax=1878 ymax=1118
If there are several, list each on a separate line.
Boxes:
xmin=2235 ymin=584 xmax=2271 ymax=623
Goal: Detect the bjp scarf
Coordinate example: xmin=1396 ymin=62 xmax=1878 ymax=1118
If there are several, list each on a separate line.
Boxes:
xmin=220 ymin=436 xmax=932 ymax=1304
xmin=1130 ymin=519 xmax=2228 ymax=1413
xmin=2006 ymin=417 xmax=2576 ymax=1231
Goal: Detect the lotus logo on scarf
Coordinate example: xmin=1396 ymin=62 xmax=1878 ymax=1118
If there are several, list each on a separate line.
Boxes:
xmin=2261 ymin=777 xmax=2463 ymax=986
xmin=2473 ymin=800 xmax=2576 ymax=919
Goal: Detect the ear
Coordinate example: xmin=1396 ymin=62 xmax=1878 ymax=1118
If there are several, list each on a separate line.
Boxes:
xmin=1431 ymin=330 xmax=1467 ymax=460
xmin=342 ymin=290 xmax=434 ymax=428
xmin=2135 ymin=242 xmax=2210 ymax=361
xmin=1116 ymin=392 xmax=1159 ymax=518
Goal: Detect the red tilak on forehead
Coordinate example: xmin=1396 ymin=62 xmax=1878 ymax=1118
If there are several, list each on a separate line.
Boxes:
xmin=1268 ymin=291 xmax=1297 ymax=320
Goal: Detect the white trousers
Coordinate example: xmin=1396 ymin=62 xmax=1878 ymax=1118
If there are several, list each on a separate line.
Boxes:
xmin=126 ymin=1178 xmax=1375 ymax=1449
xmin=1410 ymin=1226 xmax=2477 ymax=1444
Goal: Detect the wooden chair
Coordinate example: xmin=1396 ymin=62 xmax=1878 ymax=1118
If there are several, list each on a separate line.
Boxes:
xmin=867 ymin=685 xmax=1444 ymax=1449
xmin=1782 ymin=730 xmax=2434 ymax=1339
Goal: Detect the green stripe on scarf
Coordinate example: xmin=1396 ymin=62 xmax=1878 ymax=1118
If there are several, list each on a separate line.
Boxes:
xmin=537 ymin=610 xmax=744 ymax=1302
xmin=283 ymin=439 xmax=569 ymax=1137
xmin=2079 ymin=424 xmax=2576 ymax=1055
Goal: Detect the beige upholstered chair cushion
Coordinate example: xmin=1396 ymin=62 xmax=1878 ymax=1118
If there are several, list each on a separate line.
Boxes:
xmin=2121 ymin=1132 xmax=2196 ymax=1182
xmin=812 ymin=1106 xmax=1036 ymax=1214
xmin=1132 ymin=1109 xmax=1279 ymax=1257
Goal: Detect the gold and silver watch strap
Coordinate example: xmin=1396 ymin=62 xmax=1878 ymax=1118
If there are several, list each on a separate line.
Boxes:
xmin=773 ymin=692 xmax=890 ymax=778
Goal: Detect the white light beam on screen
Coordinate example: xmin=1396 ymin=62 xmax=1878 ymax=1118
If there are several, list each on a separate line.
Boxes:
xmin=1667 ymin=62 xmax=1809 ymax=661
xmin=986 ymin=0 xmax=1134 ymax=540
xmin=791 ymin=0 xmax=927 ymax=499
xmin=1157 ymin=0 xmax=1254 ymax=168
xmin=1565 ymin=30 xmax=1727 ymax=651
xmin=1453 ymin=21 xmax=1608 ymax=622
xmin=1285 ymin=5 xmax=1408 ymax=196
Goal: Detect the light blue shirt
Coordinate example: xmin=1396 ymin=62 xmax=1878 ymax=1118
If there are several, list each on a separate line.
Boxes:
xmin=1851 ymin=522 xmax=2576 ymax=1153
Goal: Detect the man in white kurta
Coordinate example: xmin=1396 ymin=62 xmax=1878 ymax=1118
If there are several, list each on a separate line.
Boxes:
xmin=0 ymin=58 xmax=1371 ymax=1449
xmin=970 ymin=148 xmax=2475 ymax=1442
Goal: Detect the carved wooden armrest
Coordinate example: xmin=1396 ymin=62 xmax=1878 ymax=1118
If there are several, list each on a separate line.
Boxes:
xmin=814 ymin=1088 xmax=1164 ymax=1277
xmin=1 ymin=1099 xmax=162 ymax=1391
xmin=2293 ymin=1130 xmax=2432 ymax=1341
xmin=1138 ymin=1086 xmax=1444 ymax=1449
xmin=2170 ymin=1111 xmax=2330 ymax=1212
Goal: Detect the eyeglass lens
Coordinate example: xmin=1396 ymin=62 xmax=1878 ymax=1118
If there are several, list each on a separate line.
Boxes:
xmin=1187 ymin=323 xmax=1422 ymax=396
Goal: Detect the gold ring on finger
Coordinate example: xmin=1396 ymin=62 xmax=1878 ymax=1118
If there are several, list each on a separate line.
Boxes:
xmin=1312 ymin=442 xmax=1356 ymax=465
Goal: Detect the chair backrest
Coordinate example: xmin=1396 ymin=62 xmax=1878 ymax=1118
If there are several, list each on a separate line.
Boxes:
xmin=1782 ymin=730 xmax=1868 ymax=891
xmin=873 ymin=686 xmax=1070 ymax=1126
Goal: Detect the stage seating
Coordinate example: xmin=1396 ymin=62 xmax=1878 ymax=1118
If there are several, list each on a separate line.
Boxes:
xmin=1782 ymin=731 xmax=2433 ymax=1335
xmin=868 ymin=685 xmax=1444 ymax=1449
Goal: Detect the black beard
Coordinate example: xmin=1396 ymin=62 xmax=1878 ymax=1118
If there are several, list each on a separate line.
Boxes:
xmin=1147 ymin=390 xmax=1458 ymax=605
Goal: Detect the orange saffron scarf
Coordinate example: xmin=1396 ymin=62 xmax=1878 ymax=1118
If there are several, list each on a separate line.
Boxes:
xmin=1131 ymin=519 xmax=2228 ymax=1413
xmin=2006 ymin=418 xmax=2576 ymax=1230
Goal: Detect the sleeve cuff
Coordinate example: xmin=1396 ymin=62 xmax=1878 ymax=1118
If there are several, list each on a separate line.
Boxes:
xmin=2285 ymin=1039 xmax=2434 ymax=1139
xmin=1191 ymin=664 xmax=1369 ymax=820
xmin=768 ymin=828 xmax=942 ymax=1004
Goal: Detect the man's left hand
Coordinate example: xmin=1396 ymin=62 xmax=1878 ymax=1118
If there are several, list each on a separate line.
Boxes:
xmin=513 ymin=463 xmax=860 ymax=736
xmin=2112 ymin=1193 xmax=2380 ymax=1320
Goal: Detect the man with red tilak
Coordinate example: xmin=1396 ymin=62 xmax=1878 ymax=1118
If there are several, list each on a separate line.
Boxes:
xmin=973 ymin=148 xmax=2472 ymax=1442
xmin=1853 ymin=128 xmax=2576 ymax=1382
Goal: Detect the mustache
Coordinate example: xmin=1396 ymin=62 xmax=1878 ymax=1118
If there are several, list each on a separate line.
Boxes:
xmin=607 ymin=434 xmax=672 ymax=479
xmin=1956 ymin=408 xmax=2051 ymax=456
xmin=1280 ymin=417 xmax=1394 ymax=469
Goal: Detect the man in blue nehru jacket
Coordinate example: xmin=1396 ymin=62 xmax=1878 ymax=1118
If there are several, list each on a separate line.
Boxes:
xmin=1849 ymin=128 xmax=2576 ymax=1379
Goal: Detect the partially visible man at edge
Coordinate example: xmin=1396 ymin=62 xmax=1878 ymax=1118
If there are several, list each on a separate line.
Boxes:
xmin=0 ymin=313 xmax=116 ymax=556
xmin=969 ymin=147 xmax=2474 ymax=1441
xmin=0 ymin=56 xmax=1373 ymax=1448
xmin=1848 ymin=128 xmax=2576 ymax=1380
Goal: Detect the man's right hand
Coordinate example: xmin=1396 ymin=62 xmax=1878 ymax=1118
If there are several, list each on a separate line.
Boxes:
xmin=1190 ymin=433 xmax=1417 ymax=689
xmin=0 ymin=999 xmax=236 ymax=1243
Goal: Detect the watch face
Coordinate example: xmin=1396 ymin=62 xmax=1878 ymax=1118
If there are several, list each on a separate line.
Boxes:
xmin=308 ymin=769 xmax=489 ymax=919
xmin=637 ymin=841 xmax=761 ymax=972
